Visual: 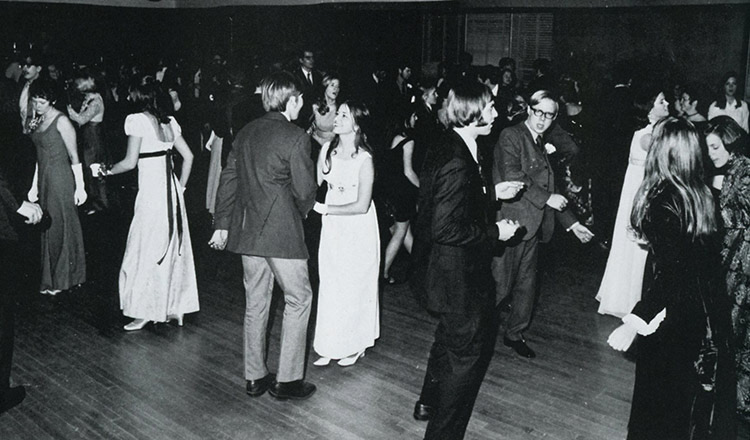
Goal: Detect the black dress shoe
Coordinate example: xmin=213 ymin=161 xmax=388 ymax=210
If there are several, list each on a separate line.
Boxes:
xmin=503 ymin=336 xmax=536 ymax=358
xmin=268 ymin=380 xmax=316 ymax=401
xmin=0 ymin=386 xmax=26 ymax=414
xmin=246 ymin=373 xmax=275 ymax=397
xmin=413 ymin=401 xmax=434 ymax=421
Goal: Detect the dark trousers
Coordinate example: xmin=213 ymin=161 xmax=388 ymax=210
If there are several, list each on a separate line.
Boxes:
xmin=0 ymin=240 xmax=19 ymax=392
xmin=419 ymin=309 xmax=495 ymax=440
xmin=492 ymin=235 xmax=539 ymax=340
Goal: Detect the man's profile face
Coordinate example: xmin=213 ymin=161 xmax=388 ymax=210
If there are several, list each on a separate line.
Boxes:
xmin=526 ymin=97 xmax=557 ymax=136
xmin=399 ymin=67 xmax=412 ymax=81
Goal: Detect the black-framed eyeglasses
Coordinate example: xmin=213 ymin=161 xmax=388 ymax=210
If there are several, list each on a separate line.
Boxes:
xmin=530 ymin=107 xmax=557 ymax=120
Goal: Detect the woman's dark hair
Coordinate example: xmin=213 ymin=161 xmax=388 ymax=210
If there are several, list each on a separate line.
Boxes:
xmin=385 ymin=105 xmax=416 ymax=146
xmin=323 ymin=101 xmax=373 ymax=175
xmin=29 ymin=78 xmax=59 ymax=103
xmin=633 ymin=83 xmax=665 ymax=129
xmin=128 ymin=79 xmax=172 ymax=124
xmin=705 ymin=115 xmax=748 ymax=156
xmin=714 ymin=71 xmax=741 ymax=110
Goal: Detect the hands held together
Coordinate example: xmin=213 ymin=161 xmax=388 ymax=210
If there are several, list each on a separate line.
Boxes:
xmin=208 ymin=229 xmax=228 ymax=250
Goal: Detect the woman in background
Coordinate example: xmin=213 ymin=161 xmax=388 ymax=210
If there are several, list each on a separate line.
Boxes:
xmin=596 ymin=86 xmax=669 ymax=317
xmin=312 ymin=101 xmax=380 ymax=367
xmin=27 ymin=79 xmax=87 ymax=295
xmin=95 ymin=82 xmax=198 ymax=331
xmin=708 ymin=71 xmax=749 ymax=133
xmin=381 ymin=109 xmax=419 ymax=285
xmin=68 ymin=70 xmax=109 ymax=215
xmin=608 ymin=117 xmax=734 ymax=439
xmin=705 ymin=115 xmax=750 ymax=421
xmin=309 ymin=73 xmax=340 ymax=149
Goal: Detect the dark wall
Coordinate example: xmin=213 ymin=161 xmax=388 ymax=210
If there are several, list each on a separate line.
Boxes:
xmin=0 ymin=2 xmax=424 ymax=77
xmin=553 ymin=4 xmax=749 ymax=96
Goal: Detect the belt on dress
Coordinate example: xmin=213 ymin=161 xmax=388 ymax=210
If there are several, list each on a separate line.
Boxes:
xmin=139 ymin=149 xmax=183 ymax=264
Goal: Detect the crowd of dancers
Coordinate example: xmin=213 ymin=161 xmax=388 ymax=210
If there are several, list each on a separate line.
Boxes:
xmin=1 ymin=43 xmax=750 ymax=440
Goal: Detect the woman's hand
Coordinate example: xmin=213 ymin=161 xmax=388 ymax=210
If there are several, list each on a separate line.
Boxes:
xmin=71 ymin=164 xmax=87 ymax=206
xmin=208 ymin=230 xmax=228 ymax=250
xmin=607 ymin=323 xmax=637 ymax=351
xmin=17 ymin=201 xmax=43 ymax=224
xmin=313 ymin=202 xmax=329 ymax=215
xmin=27 ymin=185 xmax=38 ymax=203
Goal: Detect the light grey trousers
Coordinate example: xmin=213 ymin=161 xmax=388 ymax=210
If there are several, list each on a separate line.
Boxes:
xmin=242 ymin=255 xmax=312 ymax=383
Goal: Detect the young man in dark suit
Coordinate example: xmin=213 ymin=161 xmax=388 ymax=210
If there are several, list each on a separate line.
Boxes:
xmin=410 ymin=82 xmax=522 ymax=440
xmin=291 ymin=48 xmax=322 ymax=129
xmin=0 ymin=169 xmax=43 ymax=414
xmin=210 ymin=71 xmax=318 ymax=401
xmin=492 ymin=90 xmax=594 ymax=359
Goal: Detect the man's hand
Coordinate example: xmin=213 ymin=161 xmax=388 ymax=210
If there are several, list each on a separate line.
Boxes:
xmin=208 ymin=229 xmax=228 ymax=250
xmin=494 ymin=181 xmax=524 ymax=200
xmin=570 ymin=223 xmax=594 ymax=243
xmin=17 ymin=201 xmax=43 ymax=224
xmin=496 ymin=219 xmax=520 ymax=241
xmin=546 ymin=194 xmax=568 ymax=211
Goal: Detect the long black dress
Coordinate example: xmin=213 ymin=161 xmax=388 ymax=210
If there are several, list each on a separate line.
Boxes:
xmin=627 ymin=184 xmax=735 ymax=439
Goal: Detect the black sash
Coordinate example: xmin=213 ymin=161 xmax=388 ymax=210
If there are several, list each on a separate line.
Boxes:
xmin=139 ymin=149 xmax=183 ymax=264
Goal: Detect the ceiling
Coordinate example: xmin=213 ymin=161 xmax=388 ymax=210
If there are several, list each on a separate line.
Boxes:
xmin=0 ymin=0 xmax=747 ymax=7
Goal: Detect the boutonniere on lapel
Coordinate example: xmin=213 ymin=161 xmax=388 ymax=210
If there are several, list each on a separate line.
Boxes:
xmin=544 ymin=143 xmax=556 ymax=155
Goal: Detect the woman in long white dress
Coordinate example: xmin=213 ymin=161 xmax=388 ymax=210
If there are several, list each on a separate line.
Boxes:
xmin=95 ymin=82 xmax=199 ymax=331
xmin=596 ymin=88 xmax=669 ymax=317
xmin=312 ymin=101 xmax=380 ymax=367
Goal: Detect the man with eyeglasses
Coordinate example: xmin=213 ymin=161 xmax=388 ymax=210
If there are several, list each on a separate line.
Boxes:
xmin=492 ymin=89 xmax=594 ymax=359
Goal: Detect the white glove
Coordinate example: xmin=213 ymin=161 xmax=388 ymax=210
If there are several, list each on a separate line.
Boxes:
xmin=622 ymin=308 xmax=666 ymax=336
xmin=313 ymin=202 xmax=329 ymax=215
xmin=608 ymin=323 xmax=638 ymax=351
xmin=27 ymin=164 xmax=39 ymax=202
xmin=72 ymin=163 xmax=87 ymax=206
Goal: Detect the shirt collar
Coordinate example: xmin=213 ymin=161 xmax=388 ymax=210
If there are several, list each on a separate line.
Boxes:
xmin=524 ymin=120 xmax=543 ymax=143
xmin=453 ymin=128 xmax=478 ymax=164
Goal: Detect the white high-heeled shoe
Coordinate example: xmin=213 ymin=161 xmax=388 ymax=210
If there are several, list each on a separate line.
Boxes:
xmin=337 ymin=350 xmax=365 ymax=367
xmin=167 ymin=314 xmax=184 ymax=326
xmin=123 ymin=319 xmax=149 ymax=331
xmin=313 ymin=357 xmax=331 ymax=367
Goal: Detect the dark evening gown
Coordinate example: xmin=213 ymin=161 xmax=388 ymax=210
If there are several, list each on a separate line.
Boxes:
xmin=30 ymin=114 xmax=86 ymax=291
xmin=380 ymin=136 xmax=418 ymax=222
xmin=717 ymin=153 xmax=750 ymax=421
xmin=627 ymin=184 xmax=734 ymax=440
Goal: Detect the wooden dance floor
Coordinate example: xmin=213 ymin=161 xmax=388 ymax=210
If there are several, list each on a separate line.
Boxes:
xmin=1 ymin=163 xmax=747 ymax=440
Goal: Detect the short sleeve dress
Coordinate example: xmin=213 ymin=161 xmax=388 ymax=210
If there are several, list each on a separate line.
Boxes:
xmin=118 ymin=113 xmax=199 ymax=322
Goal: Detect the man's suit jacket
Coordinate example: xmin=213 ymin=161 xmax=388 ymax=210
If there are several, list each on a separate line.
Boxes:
xmin=0 ymin=169 xmax=21 ymax=242
xmin=214 ymin=112 xmax=317 ymax=259
xmin=411 ymin=130 xmax=498 ymax=314
xmin=292 ymin=67 xmax=323 ymax=128
xmin=493 ymin=121 xmax=576 ymax=243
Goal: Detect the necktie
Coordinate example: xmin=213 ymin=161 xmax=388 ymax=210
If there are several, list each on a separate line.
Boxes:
xmin=306 ymin=71 xmax=313 ymax=85
xmin=536 ymin=135 xmax=544 ymax=151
